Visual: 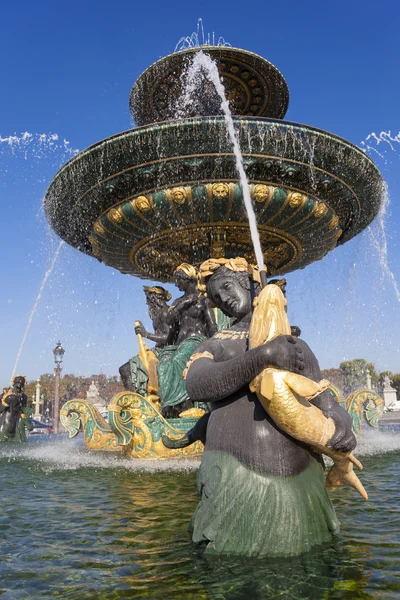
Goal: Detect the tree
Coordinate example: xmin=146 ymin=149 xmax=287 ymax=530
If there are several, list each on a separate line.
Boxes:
xmin=390 ymin=373 xmax=400 ymax=399
xmin=339 ymin=359 xmax=379 ymax=395
xmin=320 ymin=368 xmax=344 ymax=392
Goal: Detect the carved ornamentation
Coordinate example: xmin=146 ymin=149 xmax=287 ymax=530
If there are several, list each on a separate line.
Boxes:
xmin=130 ymin=47 xmax=289 ymax=126
xmin=328 ymin=215 xmax=340 ymax=230
xmin=60 ymin=400 xmax=121 ymax=452
xmin=93 ymin=221 xmax=105 ymax=235
xmin=212 ymin=183 xmax=229 ymax=199
xmin=108 ymin=207 xmax=124 ymax=223
xmin=107 ymin=392 xmax=203 ymax=459
xmin=313 ymin=202 xmax=328 ymax=217
xmin=171 ymin=187 xmax=186 ymax=204
xmin=134 ymin=196 xmax=152 ymax=212
xmin=254 ymin=184 xmax=270 ymax=203
xmin=289 ymin=192 xmax=307 ymax=208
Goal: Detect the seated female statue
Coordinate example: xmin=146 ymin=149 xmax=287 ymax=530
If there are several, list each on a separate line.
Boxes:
xmin=182 ymin=258 xmax=356 ymax=557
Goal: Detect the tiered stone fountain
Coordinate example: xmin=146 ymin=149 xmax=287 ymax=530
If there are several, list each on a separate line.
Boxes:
xmin=44 ymin=46 xmax=384 ymax=458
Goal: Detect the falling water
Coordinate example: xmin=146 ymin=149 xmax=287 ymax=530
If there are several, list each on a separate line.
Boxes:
xmin=11 ymin=241 xmax=64 ymax=381
xmin=367 ymin=184 xmax=400 ymax=301
xmin=179 ymin=51 xmax=265 ymax=272
xmin=360 ymin=131 xmax=400 ymax=302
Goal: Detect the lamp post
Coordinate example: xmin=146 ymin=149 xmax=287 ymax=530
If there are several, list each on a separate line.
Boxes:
xmin=53 ymin=341 xmax=65 ymax=434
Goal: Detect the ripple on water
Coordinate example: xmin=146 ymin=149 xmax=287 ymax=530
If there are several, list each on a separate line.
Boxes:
xmin=0 ymin=436 xmax=399 ymax=599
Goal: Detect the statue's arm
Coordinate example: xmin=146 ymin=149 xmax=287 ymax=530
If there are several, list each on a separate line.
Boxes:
xmin=203 ymin=298 xmax=218 ymax=337
xmin=144 ymin=331 xmax=169 ymax=345
xmin=134 ymin=322 xmax=168 ymax=345
xmin=186 ymin=335 xmax=304 ymax=402
xmin=165 ymin=295 xmax=198 ymax=326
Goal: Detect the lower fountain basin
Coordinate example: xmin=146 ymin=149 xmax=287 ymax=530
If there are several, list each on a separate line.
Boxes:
xmin=44 ymin=117 xmax=384 ymax=282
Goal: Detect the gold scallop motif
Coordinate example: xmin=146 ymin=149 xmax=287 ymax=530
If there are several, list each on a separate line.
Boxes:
xmin=108 ymin=207 xmax=124 ymax=223
xmin=135 ymin=196 xmax=152 ymax=212
xmin=212 ymin=183 xmax=229 ymax=199
xmin=253 ymin=184 xmax=270 ymax=203
xmin=171 ymin=187 xmax=186 ymax=204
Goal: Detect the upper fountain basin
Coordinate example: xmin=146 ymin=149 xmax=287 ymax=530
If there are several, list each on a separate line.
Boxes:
xmin=130 ymin=47 xmax=289 ymax=125
xmin=44 ymin=117 xmax=384 ymax=283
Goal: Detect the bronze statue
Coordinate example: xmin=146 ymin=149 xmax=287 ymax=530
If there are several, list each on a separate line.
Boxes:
xmin=165 ymin=258 xmax=356 ymax=556
xmin=119 ymin=264 xmax=217 ymax=417
xmin=0 ymin=375 xmax=30 ymax=442
xmin=119 ymin=286 xmax=171 ymax=393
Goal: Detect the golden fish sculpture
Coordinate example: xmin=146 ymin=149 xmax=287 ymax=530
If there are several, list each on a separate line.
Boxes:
xmin=249 ymin=284 xmax=368 ymax=501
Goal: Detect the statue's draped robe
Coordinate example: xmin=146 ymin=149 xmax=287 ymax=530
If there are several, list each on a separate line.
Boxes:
xmin=129 ymin=308 xmax=232 ymax=406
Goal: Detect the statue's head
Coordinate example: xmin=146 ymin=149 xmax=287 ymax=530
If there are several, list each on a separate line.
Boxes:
xmin=143 ymin=286 xmax=171 ymax=318
xmin=12 ymin=375 xmax=26 ymax=393
xmin=173 ymin=263 xmax=198 ymax=292
xmin=199 ymin=258 xmax=260 ymax=319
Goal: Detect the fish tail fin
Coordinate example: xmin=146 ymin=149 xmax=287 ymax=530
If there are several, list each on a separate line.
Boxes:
xmin=348 ymin=453 xmax=363 ymax=470
xmin=326 ymin=463 xmax=368 ymax=501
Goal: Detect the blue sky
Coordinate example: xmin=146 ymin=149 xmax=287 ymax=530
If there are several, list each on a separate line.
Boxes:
xmin=1 ymin=0 xmax=399 ymax=386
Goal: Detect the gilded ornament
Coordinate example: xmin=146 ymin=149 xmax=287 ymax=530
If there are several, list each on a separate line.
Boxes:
xmin=171 ymin=187 xmax=186 ymax=204
xmin=179 ymin=408 xmax=206 ymax=418
xmin=289 ymin=192 xmax=307 ymax=208
xmin=174 ymin=263 xmax=198 ymax=279
xmin=313 ymin=202 xmax=328 ymax=217
xmin=135 ymin=196 xmax=152 ymax=212
xmin=143 ymin=285 xmax=172 ymax=301
xmin=230 ymin=65 xmax=240 ymax=73
xmin=253 ymin=184 xmax=270 ymax=203
xmin=88 ymin=235 xmax=99 ymax=248
xmin=183 ymin=351 xmax=214 ymax=379
xmin=328 ymin=215 xmax=340 ymax=230
xmin=212 ymin=183 xmax=229 ymax=199
xmin=93 ymin=220 xmax=105 ymax=235
xmin=108 ymin=207 xmax=124 ymax=223
xmin=214 ymin=330 xmax=249 ymax=340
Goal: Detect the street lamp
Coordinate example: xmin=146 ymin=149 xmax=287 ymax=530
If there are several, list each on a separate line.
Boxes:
xmin=53 ymin=341 xmax=65 ymax=434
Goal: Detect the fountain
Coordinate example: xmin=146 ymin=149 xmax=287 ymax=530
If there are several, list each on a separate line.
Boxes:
xmin=44 ymin=45 xmax=385 ymax=555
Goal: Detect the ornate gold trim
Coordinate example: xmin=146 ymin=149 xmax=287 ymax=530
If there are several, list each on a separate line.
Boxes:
xmin=214 ymin=329 xmax=249 ymax=339
xmin=71 ymin=152 xmax=361 ymax=218
xmin=183 ymin=351 xmax=214 ymax=380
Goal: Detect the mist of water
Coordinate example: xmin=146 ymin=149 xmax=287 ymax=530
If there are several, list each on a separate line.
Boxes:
xmin=11 ymin=241 xmax=64 ymax=382
xmin=0 ymin=131 xmax=78 ymax=159
xmin=178 ymin=50 xmax=265 ymax=272
xmin=0 ymin=436 xmax=200 ymax=473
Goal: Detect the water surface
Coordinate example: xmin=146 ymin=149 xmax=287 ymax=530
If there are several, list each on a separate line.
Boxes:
xmin=0 ymin=434 xmax=399 ymax=599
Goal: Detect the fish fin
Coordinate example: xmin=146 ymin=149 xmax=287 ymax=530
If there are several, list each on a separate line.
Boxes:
xmin=348 ymin=453 xmax=363 ymax=470
xmin=326 ymin=465 xmax=368 ymax=501
xmin=259 ymin=372 xmax=275 ymax=401
xmin=281 ymin=371 xmax=322 ymax=399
